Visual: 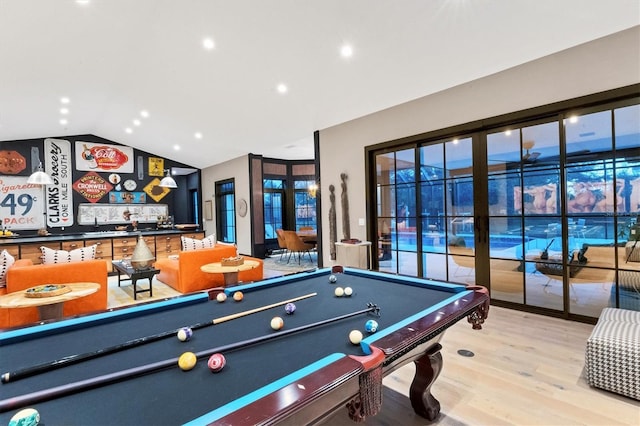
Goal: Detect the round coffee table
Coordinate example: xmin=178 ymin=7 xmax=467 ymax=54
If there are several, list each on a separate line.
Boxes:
xmin=200 ymin=260 xmax=260 ymax=286
xmin=0 ymin=282 xmax=100 ymax=321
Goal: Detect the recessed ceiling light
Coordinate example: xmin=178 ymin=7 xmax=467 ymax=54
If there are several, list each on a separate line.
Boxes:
xmin=194 ymin=132 xmax=203 ymax=139
xmin=277 ymin=83 xmax=288 ymax=94
xmin=125 ymin=127 xmax=133 ymax=134
xmin=59 ymin=118 xmax=68 ymax=125
xmin=140 ymin=110 xmax=149 ymax=118
xmin=60 ymin=108 xmax=69 ymax=114
xmin=60 ymin=97 xmax=70 ymax=104
xmin=202 ymin=37 xmax=215 ymax=50
xmin=75 ymin=0 xmax=90 ymax=5
xmin=173 ymin=145 xmax=181 ymax=151
xmin=133 ymin=119 xmax=141 ymax=126
xmin=340 ymin=44 xmax=353 ymax=58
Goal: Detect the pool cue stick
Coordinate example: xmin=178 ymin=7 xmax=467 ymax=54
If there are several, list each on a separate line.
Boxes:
xmin=0 ymin=303 xmax=379 ymax=413
xmin=1 ymin=292 xmax=317 ymax=384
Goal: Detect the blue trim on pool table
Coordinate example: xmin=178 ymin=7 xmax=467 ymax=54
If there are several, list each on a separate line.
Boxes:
xmin=0 ymin=293 xmax=208 ymax=345
xmin=359 ymin=290 xmax=474 ymax=355
xmin=184 ymin=352 xmax=346 ymax=425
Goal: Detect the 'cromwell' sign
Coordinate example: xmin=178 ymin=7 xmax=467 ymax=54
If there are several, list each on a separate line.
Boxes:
xmin=73 ymin=172 xmax=114 ymax=203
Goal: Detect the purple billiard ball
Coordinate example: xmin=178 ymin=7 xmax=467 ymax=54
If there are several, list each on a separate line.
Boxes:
xmin=284 ymin=303 xmax=296 ymax=315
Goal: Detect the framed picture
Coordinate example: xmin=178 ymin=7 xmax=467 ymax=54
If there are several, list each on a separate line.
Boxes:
xmin=205 ymin=200 xmax=213 ymax=221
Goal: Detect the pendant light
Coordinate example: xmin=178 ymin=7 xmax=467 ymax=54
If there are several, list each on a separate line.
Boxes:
xmin=159 ymin=169 xmax=177 ymax=188
xmin=27 ymin=162 xmax=54 ymax=185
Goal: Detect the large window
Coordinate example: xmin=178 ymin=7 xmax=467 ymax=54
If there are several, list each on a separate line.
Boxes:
xmin=369 ymin=94 xmax=640 ymax=320
xmin=294 ymin=180 xmax=317 ymax=230
xmin=215 ymin=179 xmax=236 ymax=243
xmin=264 ymin=179 xmax=284 ymax=240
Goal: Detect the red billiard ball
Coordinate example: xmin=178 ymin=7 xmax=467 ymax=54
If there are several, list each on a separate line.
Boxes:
xmin=207 ymin=353 xmax=226 ymax=373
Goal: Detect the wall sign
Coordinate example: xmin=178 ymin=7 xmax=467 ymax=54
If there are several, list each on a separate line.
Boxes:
xmin=143 ymin=178 xmax=170 ymax=202
xmin=75 ymin=142 xmax=134 ymax=173
xmin=77 ymin=203 xmax=168 ymax=225
xmin=73 ymin=172 xmax=114 ymax=203
xmin=0 ymin=177 xmax=45 ymax=230
xmin=148 ymin=157 xmax=164 ymax=177
xmin=45 ymin=138 xmax=74 ymax=227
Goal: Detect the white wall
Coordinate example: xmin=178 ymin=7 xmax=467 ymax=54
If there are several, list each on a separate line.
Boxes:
xmin=318 ymin=26 xmax=640 ymax=266
xmin=200 ymin=154 xmax=252 ymax=255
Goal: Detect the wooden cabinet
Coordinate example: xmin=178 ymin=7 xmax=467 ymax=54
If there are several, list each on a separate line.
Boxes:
xmin=61 ymin=240 xmax=85 ymax=251
xmin=20 ymin=242 xmax=60 ymax=265
xmin=85 ymin=239 xmax=113 ymax=273
xmin=112 ymin=235 xmax=156 ymax=261
xmin=112 ymin=236 xmax=137 ymax=261
xmin=155 ymin=232 xmax=204 ymax=261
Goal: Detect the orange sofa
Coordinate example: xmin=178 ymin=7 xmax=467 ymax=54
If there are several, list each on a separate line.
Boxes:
xmin=0 ymin=259 xmax=109 ymax=329
xmin=155 ymin=245 xmax=264 ymax=293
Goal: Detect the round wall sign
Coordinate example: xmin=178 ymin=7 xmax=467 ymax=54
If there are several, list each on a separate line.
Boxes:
xmin=237 ymin=198 xmax=248 ymax=217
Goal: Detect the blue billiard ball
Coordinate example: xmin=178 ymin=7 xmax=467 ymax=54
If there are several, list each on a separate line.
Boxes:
xmin=284 ymin=302 xmax=296 ymax=315
xmin=365 ymin=320 xmax=379 ymax=334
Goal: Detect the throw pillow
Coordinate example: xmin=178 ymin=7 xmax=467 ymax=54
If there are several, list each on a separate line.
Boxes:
xmin=181 ymin=234 xmax=216 ymax=251
xmin=40 ymin=244 xmax=97 ymax=264
xmin=0 ymin=249 xmax=15 ymax=287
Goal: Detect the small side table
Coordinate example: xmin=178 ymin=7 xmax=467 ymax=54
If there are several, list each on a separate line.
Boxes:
xmin=112 ymin=260 xmax=159 ymax=300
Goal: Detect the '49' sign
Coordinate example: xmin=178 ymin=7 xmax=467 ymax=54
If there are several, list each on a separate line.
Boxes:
xmin=0 ymin=177 xmax=45 ymax=230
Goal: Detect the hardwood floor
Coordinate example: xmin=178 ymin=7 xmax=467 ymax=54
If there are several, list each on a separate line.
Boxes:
xmin=322 ymin=306 xmax=640 ymax=425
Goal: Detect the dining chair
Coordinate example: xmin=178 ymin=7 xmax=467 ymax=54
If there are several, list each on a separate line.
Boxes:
xmin=283 ymin=230 xmax=315 ymax=264
xmin=275 ymin=229 xmax=289 ymax=262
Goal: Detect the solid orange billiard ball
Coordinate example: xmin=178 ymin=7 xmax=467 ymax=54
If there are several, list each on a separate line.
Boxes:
xmin=233 ymin=291 xmax=244 ymax=302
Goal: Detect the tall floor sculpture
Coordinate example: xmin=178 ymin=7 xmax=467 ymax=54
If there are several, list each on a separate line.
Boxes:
xmin=341 ymin=172 xmax=351 ymax=240
xmin=329 ymin=184 xmax=337 ymax=260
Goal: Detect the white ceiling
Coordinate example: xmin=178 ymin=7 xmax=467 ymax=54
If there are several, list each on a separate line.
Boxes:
xmin=1 ymin=0 xmax=638 ymax=170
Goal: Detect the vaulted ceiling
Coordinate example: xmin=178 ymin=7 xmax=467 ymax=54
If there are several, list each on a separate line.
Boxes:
xmin=1 ymin=0 xmax=638 ymax=169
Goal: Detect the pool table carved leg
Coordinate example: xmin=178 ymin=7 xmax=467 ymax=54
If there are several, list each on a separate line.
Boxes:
xmin=410 ymin=343 xmax=443 ymax=421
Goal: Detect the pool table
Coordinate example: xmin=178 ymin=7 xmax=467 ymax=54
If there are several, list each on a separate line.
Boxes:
xmin=0 ymin=267 xmax=489 ymax=425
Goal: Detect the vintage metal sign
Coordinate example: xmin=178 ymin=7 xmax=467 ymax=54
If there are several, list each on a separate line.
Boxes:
xmin=75 ymin=142 xmax=134 ymax=173
xmin=0 ymin=176 xmax=45 ymax=230
xmin=73 ymin=172 xmax=114 ymax=203
xmin=44 ymin=138 xmax=74 ymax=227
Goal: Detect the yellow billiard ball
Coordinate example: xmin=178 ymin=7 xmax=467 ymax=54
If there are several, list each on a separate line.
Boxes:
xmin=233 ymin=291 xmax=244 ymax=302
xmin=178 ymin=352 xmax=197 ymax=371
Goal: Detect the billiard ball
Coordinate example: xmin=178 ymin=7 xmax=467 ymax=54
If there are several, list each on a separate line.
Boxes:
xmin=216 ymin=292 xmax=227 ymax=303
xmin=178 ymin=352 xmax=197 ymax=371
xmin=207 ymin=353 xmax=226 ymax=373
xmin=271 ymin=316 xmax=284 ymax=330
xmin=8 ymin=408 xmax=40 ymax=426
xmin=344 ymin=287 xmax=353 ymax=296
xmin=349 ymin=330 xmax=363 ymax=345
xmin=233 ymin=291 xmax=244 ymax=302
xmin=328 ymin=274 xmax=337 ymax=283
xmin=365 ymin=320 xmax=379 ymax=333
xmin=177 ymin=327 xmax=193 ymax=342
xmin=334 ymin=287 xmax=344 ymax=297
xmin=284 ymin=302 xmax=296 ymax=315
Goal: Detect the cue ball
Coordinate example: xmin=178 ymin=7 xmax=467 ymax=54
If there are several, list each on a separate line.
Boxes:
xmin=8 ymin=408 xmax=40 ymax=426
xmin=328 ymin=274 xmax=337 ymax=283
xmin=216 ymin=292 xmax=227 ymax=302
xmin=349 ymin=330 xmax=363 ymax=345
xmin=344 ymin=287 xmax=353 ymax=296
xmin=271 ymin=316 xmax=284 ymax=330
xmin=334 ymin=287 xmax=344 ymax=297
xmin=178 ymin=352 xmax=197 ymax=371
xmin=207 ymin=353 xmax=226 ymax=373
xmin=177 ymin=327 xmax=193 ymax=342
xmin=365 ymin=320 xmax=379 ymax=333
xmin=233 ymin=291 xmax=244 ymax=302
xmin=284 ymin=302 xmax=296 ymax=315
